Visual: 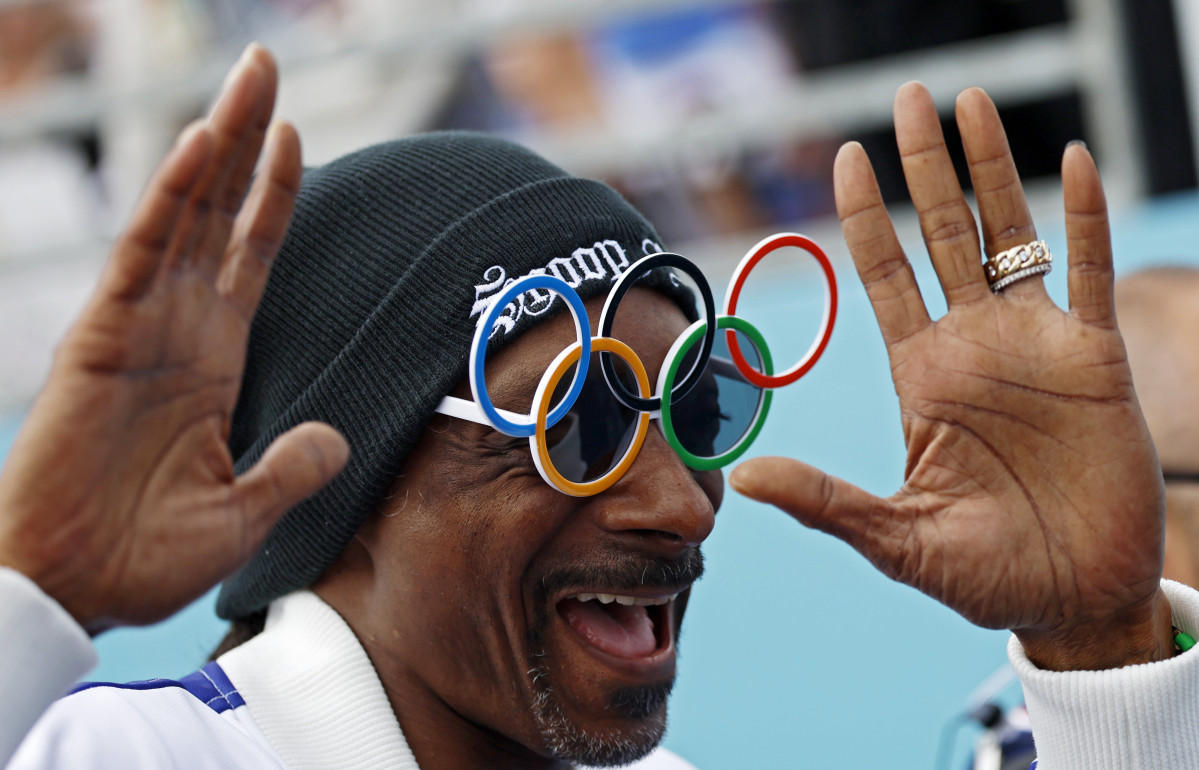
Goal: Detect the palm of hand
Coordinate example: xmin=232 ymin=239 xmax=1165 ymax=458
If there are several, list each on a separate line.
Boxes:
xmin=0 ymin=47 xmax=347 ymax=633
xmin=732 ymin=84 xmax=1172 ymax=670
xmin=884 ymin=301 xmax=1162 ymax=634
xmin=7 ymin=270 xmax=251 ymax=628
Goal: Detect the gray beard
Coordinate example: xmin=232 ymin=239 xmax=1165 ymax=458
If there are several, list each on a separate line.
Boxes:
xmin=527 ymin=662 xmax=673 ymax=767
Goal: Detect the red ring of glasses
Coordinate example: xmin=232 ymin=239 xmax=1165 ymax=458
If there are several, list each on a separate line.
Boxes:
xmin=724 ymin=233 xmax=838 ymax=389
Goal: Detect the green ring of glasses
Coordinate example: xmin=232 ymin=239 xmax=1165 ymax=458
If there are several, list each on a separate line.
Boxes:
xmin=659 ymin=315 xmax=774 ymax=471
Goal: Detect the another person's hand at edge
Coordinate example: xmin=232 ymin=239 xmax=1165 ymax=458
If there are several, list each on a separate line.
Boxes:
xmin=0 ymin=44 xmax=349 ymax=635
xmin=730 ymin=82 xmax=1172 ymax=673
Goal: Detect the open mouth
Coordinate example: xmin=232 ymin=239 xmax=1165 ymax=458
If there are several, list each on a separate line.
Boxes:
xmin=556 ymin=591 xmax=679 ymax=659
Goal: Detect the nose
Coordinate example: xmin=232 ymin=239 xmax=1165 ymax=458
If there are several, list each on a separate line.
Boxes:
xmin=593 ymin=427 xmax=718 ymax=549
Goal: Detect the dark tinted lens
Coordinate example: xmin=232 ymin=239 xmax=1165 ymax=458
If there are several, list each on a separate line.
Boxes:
xmin=604 ymin=265 xmax=703 ymax=398
xmin=670 ymin=327 xmax=764 ymax=458
xmin=546 ymin=352 xmax=641 ymax=484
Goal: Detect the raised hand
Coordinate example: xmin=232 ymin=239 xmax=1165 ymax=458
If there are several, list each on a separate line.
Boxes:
xmin=0 ymin=45 xmax=348 ymax=634
xmin=730 ymin=83 xmax=1173 ymax=671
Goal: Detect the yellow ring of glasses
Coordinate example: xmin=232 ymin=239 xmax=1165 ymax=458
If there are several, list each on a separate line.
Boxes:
xmin=533 ymin=337 xmax=651 ymax=497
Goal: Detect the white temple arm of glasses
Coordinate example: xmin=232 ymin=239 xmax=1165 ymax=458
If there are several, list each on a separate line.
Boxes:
xmin=435 ymin=395 xmax=527 ymax=427
xmin=437 ymin=394 xmax=667 ymax=429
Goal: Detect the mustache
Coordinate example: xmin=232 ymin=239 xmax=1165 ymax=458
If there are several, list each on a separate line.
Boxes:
xmin=535 ymin=547 xmax=704 ymax=605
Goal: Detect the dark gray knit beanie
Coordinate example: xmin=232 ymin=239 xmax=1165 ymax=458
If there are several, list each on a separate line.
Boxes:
xmin=216 ymin=132 xmax=672 ymax=620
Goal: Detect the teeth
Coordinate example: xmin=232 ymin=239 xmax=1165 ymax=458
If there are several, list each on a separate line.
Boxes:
xmin=572 ymin=592 xmax=679 ymax=607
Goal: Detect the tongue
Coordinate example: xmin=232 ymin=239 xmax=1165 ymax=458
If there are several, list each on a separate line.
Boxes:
xmin=559 ymin=598 xmax=657 ymax=658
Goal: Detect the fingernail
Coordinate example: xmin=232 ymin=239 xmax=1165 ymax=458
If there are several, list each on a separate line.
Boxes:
xmin=214 ymin=44 xmax=256 ymax=103
xmin=727 ymin=465 xmax=750 ymax=494
xmin=262 ymin=120 xmax=283 ymax=155
xmin=175 ymin=119 xmax=205 ymax=148
xmin=237 ymin=41 xmax=263 ymax=68
xmin=1067 ymin=139 xmax=1088 ymax=150
xmin=212 ymin=44 xmax=256 ymax=116
xmin=228 ymin=46 xmax=252 ymax=81
xmin=213 ymin=70 xmax=240 ymax=112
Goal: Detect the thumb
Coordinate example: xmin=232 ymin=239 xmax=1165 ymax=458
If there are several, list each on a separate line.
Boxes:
xmin=729 ymin=456 xmax=893 ymax=552
xmin=231 ymin=421 xmax=350 ymax=560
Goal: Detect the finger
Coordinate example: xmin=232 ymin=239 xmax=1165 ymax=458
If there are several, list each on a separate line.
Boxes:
xmin=834 ymin=141 xmax=932 ymax=345
xmin=1062 ymin=142 xmax=1115 ymax=327
xmin=219 ymin=121 xmax=302 ymax=322
xmin=230 ymin=422 xmax=350 ymax=561
xmin=729 ymin=456 xmax=898 ymax=565
xmin=202 ymin=45 xmax=279 ymax=274
xmin=210 ymin=45 xmax=278 ymax=216
xmin=895 ymin=82 xmax=989 ymax=305
xmin=956 ymin=87 xmax=1047 ymax=301
xmin=98 ymin=122 xmax=212 ymax=302
xmin=170 ymin=44 xmax=276 ymax=277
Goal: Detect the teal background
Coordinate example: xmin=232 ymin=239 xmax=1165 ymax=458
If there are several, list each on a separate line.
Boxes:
xmin=6 ymin=192 xmax=1199 ymax=768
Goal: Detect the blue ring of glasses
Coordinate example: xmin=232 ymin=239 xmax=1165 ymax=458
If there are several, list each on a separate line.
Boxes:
xmin=471 ymin=274 xmax=592 ymax=437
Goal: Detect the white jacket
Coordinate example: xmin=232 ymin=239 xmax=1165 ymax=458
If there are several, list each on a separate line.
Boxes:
xmin=0 ymin=570 xmax=693 ymax=769
xmin=4 ymin=567 xmax=1199 ymax=768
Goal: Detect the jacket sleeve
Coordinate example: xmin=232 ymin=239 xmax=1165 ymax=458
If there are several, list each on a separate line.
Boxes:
xmin=0 ymin=568 xmax=97 ymax=767
xmin=1010 ymin=579 xmax=1199 ymax=769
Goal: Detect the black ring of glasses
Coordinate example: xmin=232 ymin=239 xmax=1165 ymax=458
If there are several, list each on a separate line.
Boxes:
xmin=597 ymin=252 xmax=717 ymax=413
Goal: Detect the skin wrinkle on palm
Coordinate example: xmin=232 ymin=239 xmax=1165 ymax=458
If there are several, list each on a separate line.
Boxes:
xmin=0 ymin=44 xmax=1181 ymax=769
xmin=0 ymin=45 xmax=349 ymax=631
xmin=732 ymin=83 xmax=1173 ymax=672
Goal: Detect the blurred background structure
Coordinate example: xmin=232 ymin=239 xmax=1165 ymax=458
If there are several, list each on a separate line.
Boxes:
xmin=0 ymin=0 xmax=1193 ymax=408
xmin=3 ymin=1 xmax=1199 ymax=768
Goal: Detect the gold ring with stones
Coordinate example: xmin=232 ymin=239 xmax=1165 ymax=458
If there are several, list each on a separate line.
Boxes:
xmin=983 ymin=240 xmax=1052 ymax=293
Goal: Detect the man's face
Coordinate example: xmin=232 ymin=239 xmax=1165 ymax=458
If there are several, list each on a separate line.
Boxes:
xmin=318 ymin=287 xmax=722 ymax=767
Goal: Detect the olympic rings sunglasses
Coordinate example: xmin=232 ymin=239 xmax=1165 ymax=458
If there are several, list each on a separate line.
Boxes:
xmin=435 ymin=233 xmax=838 ymax=496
